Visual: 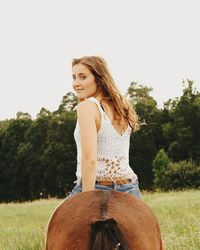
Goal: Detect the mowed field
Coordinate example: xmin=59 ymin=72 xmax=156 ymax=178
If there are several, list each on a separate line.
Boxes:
xmin=0 ymin=190 xmax=199 ymax=250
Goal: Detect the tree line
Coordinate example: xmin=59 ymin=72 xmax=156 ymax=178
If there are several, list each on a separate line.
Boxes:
xmin=0 ymin=80 xmax=199 ymax=202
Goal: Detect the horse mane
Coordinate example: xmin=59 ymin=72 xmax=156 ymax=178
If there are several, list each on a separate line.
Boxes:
xmin=89 ymin=218 xmax=129 ymax=250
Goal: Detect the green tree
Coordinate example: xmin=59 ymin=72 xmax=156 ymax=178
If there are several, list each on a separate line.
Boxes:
xmin=41 ymin=112 xmax=77 ymax=198
xmin=22 ymin=116 xmax=50 ymax=200
xmin=163 ymin=80 xmax=200 ymax=163
xmin=37 ymin=107 xmax=51 ymax=118
xmin=127 ymin=82 xmax=159 ymax=189
xmin=57 ymin=92 xmax=78 ymax=113
xmin=152 ymin=149 xmax=170 ymax=190
xmin=0 ymin=118 xmax=32 ymax=201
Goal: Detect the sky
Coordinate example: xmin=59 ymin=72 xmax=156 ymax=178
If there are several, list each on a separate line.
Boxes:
xmin=0 ymin=0 xmax=199 ymax=120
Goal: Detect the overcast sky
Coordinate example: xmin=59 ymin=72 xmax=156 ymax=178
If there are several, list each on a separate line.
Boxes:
xmin=0 ymin=0 xmax=199 ymax=120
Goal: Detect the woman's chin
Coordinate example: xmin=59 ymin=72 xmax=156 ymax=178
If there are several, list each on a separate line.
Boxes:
xmin=76 ymin=94 xmax=87 ymax=101
xmin=77 ymin=94 xmax=84 ymax=99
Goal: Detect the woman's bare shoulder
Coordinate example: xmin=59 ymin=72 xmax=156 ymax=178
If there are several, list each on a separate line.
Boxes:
xmin=76 ymin=99 xmax=98 ymax=116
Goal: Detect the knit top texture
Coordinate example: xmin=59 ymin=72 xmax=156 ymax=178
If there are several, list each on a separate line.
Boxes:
xmin=74 ymin=96 xmax=138 ymax=183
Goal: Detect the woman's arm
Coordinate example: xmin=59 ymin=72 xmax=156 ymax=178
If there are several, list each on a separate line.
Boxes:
xmin=76 ymin=100 xmax=98 ymax=192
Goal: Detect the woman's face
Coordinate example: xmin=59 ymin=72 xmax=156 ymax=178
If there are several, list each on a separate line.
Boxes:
xmin=72 ymin=63 xmax=98 ymax=100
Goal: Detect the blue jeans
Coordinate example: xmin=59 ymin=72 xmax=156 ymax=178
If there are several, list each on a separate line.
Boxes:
xmin=66 ymin=179 xmax=143 ymax=201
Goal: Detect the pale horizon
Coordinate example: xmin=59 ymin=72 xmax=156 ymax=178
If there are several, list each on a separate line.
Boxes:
xmin=0 ymin=0 xmax=199 ymax=120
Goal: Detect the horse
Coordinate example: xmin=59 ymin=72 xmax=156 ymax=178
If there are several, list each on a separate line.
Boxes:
xmin=45 ymin=190 xmax=164 ymax=250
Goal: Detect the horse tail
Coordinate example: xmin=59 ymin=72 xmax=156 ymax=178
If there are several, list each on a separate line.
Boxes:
xmin=89 ymin=218 xmax=130 ymax=250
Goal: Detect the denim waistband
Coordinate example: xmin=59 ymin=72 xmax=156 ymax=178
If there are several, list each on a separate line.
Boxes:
xmin=75 ymin=178 xmax=138 ymax=186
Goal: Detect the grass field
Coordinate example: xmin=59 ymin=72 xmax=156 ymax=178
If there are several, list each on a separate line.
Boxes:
xmin=0 ymin=189 xmax=200 ymax=250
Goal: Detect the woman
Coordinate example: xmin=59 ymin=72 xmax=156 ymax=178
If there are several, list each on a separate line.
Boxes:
xmin=68 ymin=55 xmax=143 ymax=200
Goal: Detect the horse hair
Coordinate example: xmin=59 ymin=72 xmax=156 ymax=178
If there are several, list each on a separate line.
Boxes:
xmin=89 ymin=218 xmax=130 ymax=250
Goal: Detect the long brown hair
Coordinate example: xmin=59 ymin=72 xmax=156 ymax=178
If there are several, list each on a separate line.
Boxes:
xmin=72 ymin=56 xmax=140 ymax=133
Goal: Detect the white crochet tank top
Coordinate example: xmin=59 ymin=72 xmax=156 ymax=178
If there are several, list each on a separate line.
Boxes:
xmin=74 ymin=96 xmax=138 ymax=183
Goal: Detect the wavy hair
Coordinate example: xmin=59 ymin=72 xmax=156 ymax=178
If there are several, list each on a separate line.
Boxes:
xmin=72 ymin=56 xmax=140 ymax=133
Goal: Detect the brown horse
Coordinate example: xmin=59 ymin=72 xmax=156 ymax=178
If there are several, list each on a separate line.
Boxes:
xmin=45 ymin=190 xmax=164 ymax=250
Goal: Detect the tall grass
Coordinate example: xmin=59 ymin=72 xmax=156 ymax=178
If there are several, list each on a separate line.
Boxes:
xmin=0 ymin=199 xmax=58 ymax=250
xmin=145 ymin=189 xmax=200 ymax=250
xmin=0 ymin=190 xmax=199 ymax=250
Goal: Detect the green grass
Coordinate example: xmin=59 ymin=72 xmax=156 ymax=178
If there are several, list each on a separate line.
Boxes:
xmin=0 ymin=190 xmax=200 ymax=250
xmin=145 ymin=189 xmax=200 ymax=250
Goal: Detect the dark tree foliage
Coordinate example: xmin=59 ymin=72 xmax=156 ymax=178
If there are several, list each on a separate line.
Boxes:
xmin=162 ymin=80 xmax=200 ymax=163
xmin=127 ymin=82 xmax=160 ymax=190
xmin=0 ymin=118 xmax=32 ymax=201
xmin=0 ymin=80 xmax=199 ymax=201
xmin=0 ymin=100 xmax=77 ymax=201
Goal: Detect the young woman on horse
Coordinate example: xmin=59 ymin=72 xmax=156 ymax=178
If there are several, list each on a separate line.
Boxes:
xmin=68 ymin=55 xmax=143 ymax=200
xmin=45 ymin=56 xmax=166 ymax=250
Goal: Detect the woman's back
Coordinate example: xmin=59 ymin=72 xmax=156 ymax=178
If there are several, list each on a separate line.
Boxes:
xmin=74 ymin=96 xmax=138 ymax=183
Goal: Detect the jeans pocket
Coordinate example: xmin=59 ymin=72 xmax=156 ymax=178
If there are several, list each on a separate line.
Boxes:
xmin=128 ymin=187 xmax=143 ymax=200
xmin=118 ymin=182 xmax=143 ymax=200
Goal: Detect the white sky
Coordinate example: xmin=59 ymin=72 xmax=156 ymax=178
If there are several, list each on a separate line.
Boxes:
xmin=0 ymin=0 xmax=199 ymax=120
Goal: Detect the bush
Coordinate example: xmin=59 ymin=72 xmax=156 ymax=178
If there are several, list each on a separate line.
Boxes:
xmin=162 ymin=160 xmax=200 ymax=191
xmin=153 ymin=148 xmax=200 ymax=191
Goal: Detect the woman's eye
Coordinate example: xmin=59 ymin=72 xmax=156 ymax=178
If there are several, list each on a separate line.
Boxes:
xmin=72 ymin=75 xmax=86 ymax=80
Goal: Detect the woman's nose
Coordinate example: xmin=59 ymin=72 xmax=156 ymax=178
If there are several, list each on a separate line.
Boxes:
xmin=73 ymin=80 xmax=81 ymax=89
